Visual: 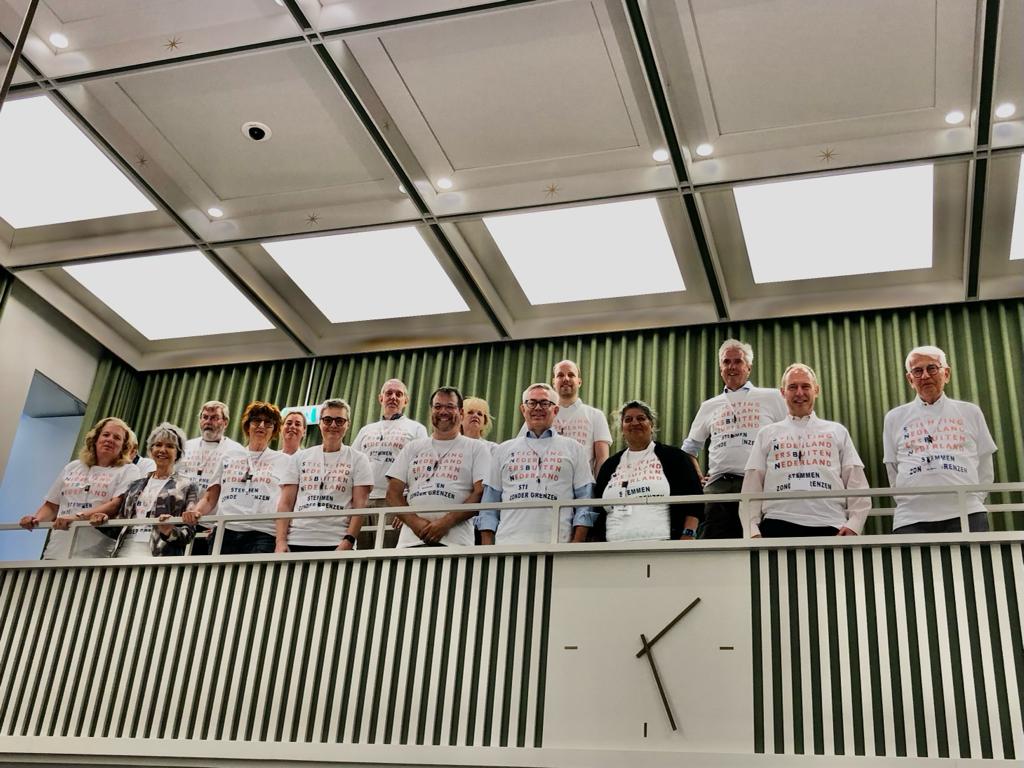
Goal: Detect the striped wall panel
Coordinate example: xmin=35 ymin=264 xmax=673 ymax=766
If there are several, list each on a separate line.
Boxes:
xmin=751 ymin=544 xmax=1024 ymax=760
xmin=0 ymin=554 xmax=552 ymax=747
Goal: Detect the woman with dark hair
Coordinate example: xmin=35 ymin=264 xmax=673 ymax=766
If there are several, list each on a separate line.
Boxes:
xmin=186 ymin=401 xmax=288 ymax=554
xmin=593 ymin=400 xmax=703 ymax=542
xmin=19 ymin=416 xmax=141 ymax=559
xmin=89 ymin=422 xmax=199 ymax=557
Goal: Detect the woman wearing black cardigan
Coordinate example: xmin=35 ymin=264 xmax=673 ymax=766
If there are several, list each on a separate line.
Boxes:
xmin=593 ymin=400 xmax=703 ymax=542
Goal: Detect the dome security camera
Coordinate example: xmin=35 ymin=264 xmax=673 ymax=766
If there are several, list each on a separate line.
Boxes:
xmin=241 ymin=121 xmax=272 ymax=142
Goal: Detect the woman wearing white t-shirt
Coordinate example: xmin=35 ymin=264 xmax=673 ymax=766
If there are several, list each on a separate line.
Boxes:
xmin=19 ymin=417 xmax=141 ymax=559
xmin=89 ymin=422 xmax=199 ymax=557
xmin=461 ymin=397 xmax=500 ymax=453
xmin=593 ymin=401 xmax=703 ymax=542
xmin=187 ymin=401 xmax=288 ymax=555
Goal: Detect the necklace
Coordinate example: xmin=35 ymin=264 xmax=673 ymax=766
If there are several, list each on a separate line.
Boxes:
xmin=243 ymin=447 xmax=269 ymax=483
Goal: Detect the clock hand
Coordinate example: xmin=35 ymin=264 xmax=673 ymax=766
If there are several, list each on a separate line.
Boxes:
xmin=640 ymin=633 xmax=677 ymax=731
xmin=636 ymin=596 xmax=701 ymax=659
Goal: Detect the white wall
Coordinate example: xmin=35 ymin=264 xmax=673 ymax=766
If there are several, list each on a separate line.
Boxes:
xmin=0 ymin=414 xmax=83 ymax=560
xmin=0 ymin=283 xmax=101 ymax=490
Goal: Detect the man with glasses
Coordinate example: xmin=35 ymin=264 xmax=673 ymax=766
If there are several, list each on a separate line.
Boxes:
xmin=884 ymin=346 xmax=997 ymax=533
xmin=180 ymin=400 xmax=242 ymax=554
xmin=276 ymin=398 xmax=373 ymax=552
xmin=385 ymin=387 xmax=491 ymax=547
xmin=478 ymin=383 xmax=594 ymax=544
xmin=352 ymin=378 xmax=428 ymax=545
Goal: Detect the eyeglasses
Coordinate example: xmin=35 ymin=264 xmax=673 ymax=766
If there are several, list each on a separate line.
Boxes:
xmin=320 ymin=416 xmax=349 ymax=427
xmin=909 ymin=364 xmax=943 ymax=379
xmin=249 ymin=418 xmax=276 ymax=427
xmin=431 ymin=404 xmax=460 ymax=412
xmin=523 ymin=399 xmax=557 ymax=410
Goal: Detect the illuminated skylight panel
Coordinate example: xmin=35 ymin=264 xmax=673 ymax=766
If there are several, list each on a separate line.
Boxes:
xmin=65 ymin=252 xmax=274 ymax=340
xmin=0 ymin=97 xmax=156 ymax=228
xmin=483 ymin=198 xmax=684 ymax=304
xmin=1011 ymin=156 xmax=1024 ymax=261
xmin=734 ymin=165 xmax=934 ymax=283
xmin=264 ymin=227 xmax=469 ymax=323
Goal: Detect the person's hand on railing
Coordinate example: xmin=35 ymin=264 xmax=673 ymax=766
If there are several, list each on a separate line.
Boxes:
xmin=182 ymin=507 xmax=202 ymax=526
xmin=156 ymin=514 xmax=175 ymax=537
xmin=837 ymin=527 xmax=858 ymax=536
xmin=335 ymin=538 xmax=354 ymax=552
xmin=88 ymin=512 xmax=109 ymax=527
xmin=18 ymin=515 xmax=38 ymax=530
xmin=53 ymin=515 xmax=78 ymax=530
xmin=275 ymin=539 xmax=289 ymax=554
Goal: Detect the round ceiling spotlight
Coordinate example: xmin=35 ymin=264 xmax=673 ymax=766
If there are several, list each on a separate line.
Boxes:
xmin=995 ymin=102 xmax=1017 ymax=119
xmin=436 ymin=177 xmax=453 ymax=190
xmin=49 ymin=32 xmax=69 ymax=49
xmin=398 ymin=184 xmax=407 ymax=194
xmin=695 ymin=143 xmax=714 ymax=157
xmin=207 ymin=207 xmax=224 ymax=218
xmin=652 ymin=148 xmax=670 ymax=163
xmin=944 ymin=110 xmax=965 ymax=125
xmin=241 ymin=121 xmax=273 ymax=142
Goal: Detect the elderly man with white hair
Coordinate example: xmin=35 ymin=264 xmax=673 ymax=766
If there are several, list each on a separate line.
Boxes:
xmin=741 ymin=363 xmax=870 ymax=538
xmin=683 ymin=339 xmax=786 ymax=538
xmin=883 ymin=345 xmax=996 ymax=534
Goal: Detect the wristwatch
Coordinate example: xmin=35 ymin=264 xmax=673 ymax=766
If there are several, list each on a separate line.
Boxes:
xmin=680 ymin=528 xmax=697 ymax=538
xmin=341 ymin=533 xmax=357 ymax=545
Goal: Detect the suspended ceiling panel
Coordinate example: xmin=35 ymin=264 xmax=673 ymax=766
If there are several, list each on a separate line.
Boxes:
xmin=990 ymin=0 xmax=1024 ymax=150
xmin=979 ymin=152 xmax=1024 ymax=299
xmin=647 ymin=0 xmax=979 ymax=183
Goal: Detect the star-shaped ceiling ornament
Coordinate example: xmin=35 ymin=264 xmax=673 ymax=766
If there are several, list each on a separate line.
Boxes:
xmin=305 ymin=212 xmax=320 ymax=226
xmin=164 ymin=36 xmax=182 ymax=51
xmin=544 ymin=182 xmax=560 ymax=199
xmin=818 ymin=146 xmax=837 ymax=164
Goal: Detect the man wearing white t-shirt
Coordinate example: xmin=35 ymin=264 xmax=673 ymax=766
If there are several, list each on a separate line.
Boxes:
xmin=386 ymin=387 xmax=490 ymax=547
xmin=683 ymin=339 xmax=787 ymax=538
xmin=179 ymin=400 xmax=242 ymax=555
xmin=742 ymin=364 xmax=870 ymax=538
xmin=884 ymin=345 xmax=997 ymax=534
xmin=276 ymin=398 xmax=374 ymax=552
xmin=518 ymin=360 xmax=611 ymax=474
xmin=479 ymin=383 xmax=594 ymax=545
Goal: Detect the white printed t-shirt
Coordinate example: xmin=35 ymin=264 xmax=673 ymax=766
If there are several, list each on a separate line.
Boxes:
xmin=281 ymin=445 xmax=374 ymax=547
xmin=683 ymin=383 xmax=787 ymax=481
xmin=745 ymin=414 xmax=866 ymax=532
xmin=387 ymin=435 xmax=491 ymax=547
xmin=601 ymin=444 xmax=672 ymax=542
xmin=483 ymin=431 xmax=594 ymax=545
xmin=128 ymin=477 xmax=167 ymax=543
xmin=518 ymin=400 xmax=611 ymax=461
xmin=209 ymin=448 xmax=289 ymax=535
xmin=42 ymin=460 xmax=141 ymax=559
xmin=352 ymin=415 xmax=429 ymax=499
xmin=180 ymin=436 xmax=243 ymax=518
xmin=883 ymin=395 xmax=997 ymax=528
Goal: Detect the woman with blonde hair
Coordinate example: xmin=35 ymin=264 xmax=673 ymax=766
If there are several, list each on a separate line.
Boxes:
xmin=461 ymin=396 xmax=499 ymax=453
xmin=19 ymin=416 xmax=141 ymax=559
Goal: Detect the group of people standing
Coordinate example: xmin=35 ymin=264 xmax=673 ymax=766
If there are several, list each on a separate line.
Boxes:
xmin=17 ymin=338 xmax=997 ymax=559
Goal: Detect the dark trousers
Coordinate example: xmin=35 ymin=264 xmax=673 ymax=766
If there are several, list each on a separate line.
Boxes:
xmin=221 ymin=528 xmax=276 ymax=555
xmin=288 ymin=544 xmax=338 ymax=553
xmin=759 ymin=517 xmax=839 ymax=538
xmin=699 ymin=475 xmax=744 ymax=539
xmin=893 ymin=512 xmax=989 ymax=534
xmin=189 ymin=526 xmax=213 ymax=556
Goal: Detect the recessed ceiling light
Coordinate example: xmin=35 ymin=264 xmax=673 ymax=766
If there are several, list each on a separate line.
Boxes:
xmin=695 ymin=143 xmax=714 ymax=157
xmin=483 ymin=198 xmax=685 ymax=304
xmin=995 ymin=102 xmax=1017 ymax=119
xmin=734 ymin=164 xmax=934 ymax=283
xmin=652 ymin=148 xmax=670 ymax=163
xmin=944 ymin=110 xmax=965 ymax=125
xmin=436 ymin=177 xmax=453 ymax=190
xmin=1010 ymin=156 xmax=1024 ymax=261
xmin=274 ymin=0 xmax=285 ymax=5
xmin=264 ymin=228 xmax=469 ymax=323
xmin=207 ymin=207 xmax=224 ymax=218
xmin=65 ymin=251 xmax=274 ymax=340
xmin=48 ymin=32 xmax=69 ymax=49
xmin=0 ymin=97 xmax=156 ymax=228
xmin=398 ymin=184 xmax=407 ymax=194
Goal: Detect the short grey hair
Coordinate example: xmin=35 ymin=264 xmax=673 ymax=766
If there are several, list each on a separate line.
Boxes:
xmin=905 ymin=345 xmax=949 ymax=372
xmin=780 ymin=363 xmax=819 ymax=389
xmin=146 ymin=422 xmax=188 ymax=461
xmin=199 ymin=400 xmax=229 ymax=420
xmin=379 ymin=378 xmax=408 ymax=397
xmin=319 ymin=398 xmax=351 ymax=418
xmin=719 ymin=339 xmax=753 ymax=366
xmin=522 ymin=382 xmax=557 ymax=403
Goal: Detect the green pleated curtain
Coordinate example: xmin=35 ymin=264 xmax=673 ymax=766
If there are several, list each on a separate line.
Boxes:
xmin=82 ymin=299 xmax=1024 ymax=531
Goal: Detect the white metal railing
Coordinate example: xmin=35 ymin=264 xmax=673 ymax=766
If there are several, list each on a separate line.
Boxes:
xmin=2 ymin=481 xmax=1022 ymax=561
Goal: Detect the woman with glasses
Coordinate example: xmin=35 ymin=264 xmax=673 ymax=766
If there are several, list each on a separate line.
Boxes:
xmin=186 ymin=401 xmax=288 ymax=554
xmin=276 ymin=398 xmax=373 ymax=552
xmin=593 ymin=400 xmax=703 ymax=542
